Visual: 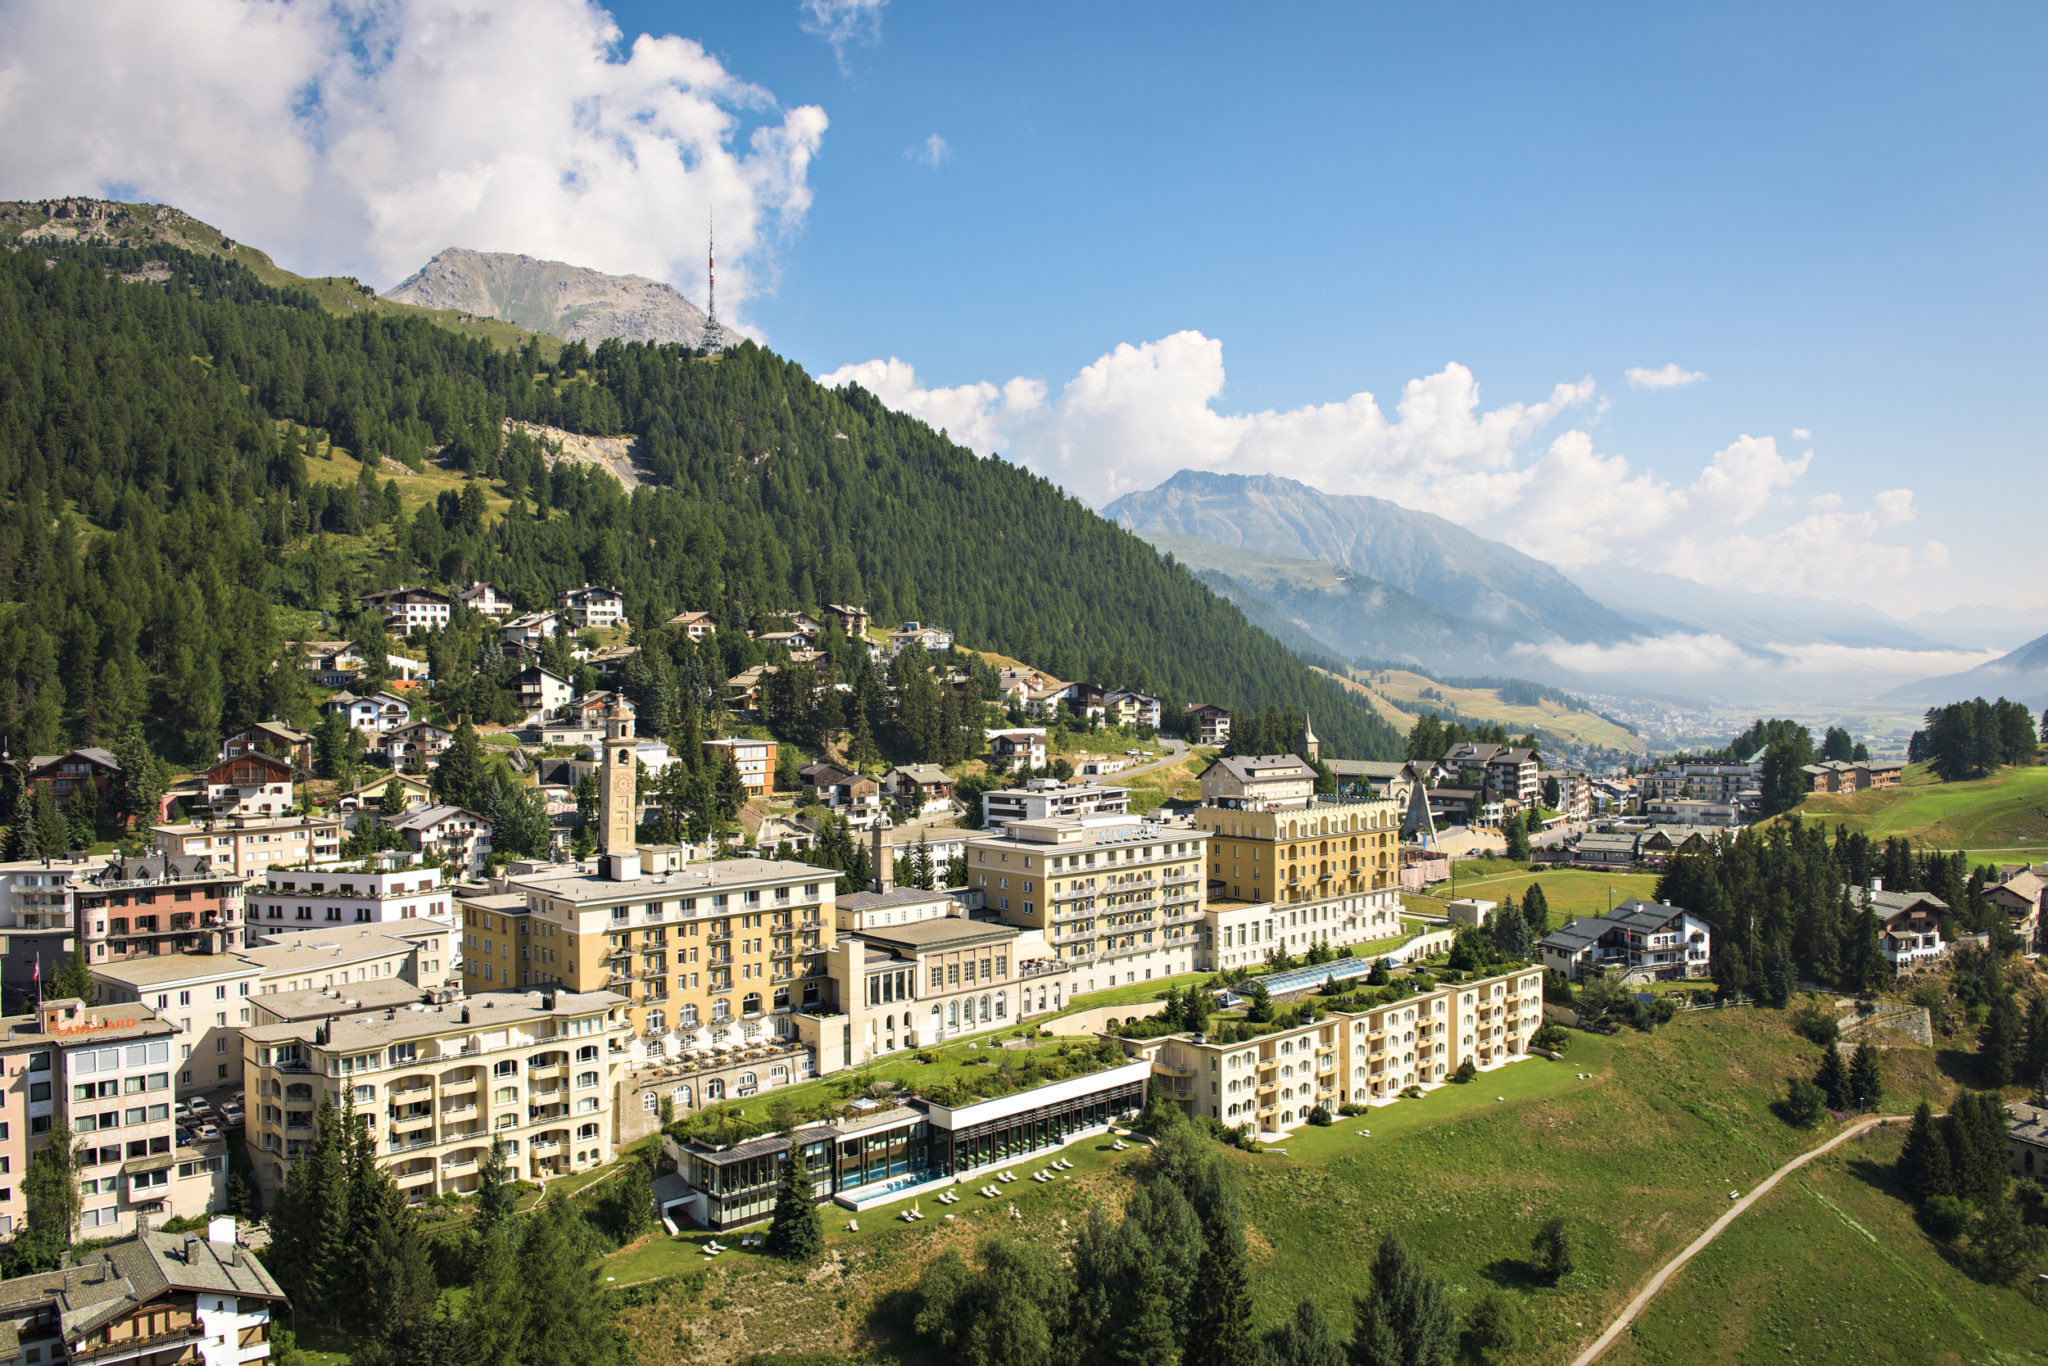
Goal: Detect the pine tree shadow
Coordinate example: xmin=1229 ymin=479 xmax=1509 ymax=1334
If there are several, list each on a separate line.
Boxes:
xmin=1480 ymin=1256 xmax=1546 ymax=1289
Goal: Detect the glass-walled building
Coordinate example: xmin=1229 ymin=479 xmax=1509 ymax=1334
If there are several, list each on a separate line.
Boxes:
xmin=665 ymin=1060 xmax=1152 ymax=1230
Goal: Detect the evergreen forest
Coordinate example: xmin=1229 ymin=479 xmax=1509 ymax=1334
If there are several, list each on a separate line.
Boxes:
xmin=0 ymin=242 xmax=1401 ymax=767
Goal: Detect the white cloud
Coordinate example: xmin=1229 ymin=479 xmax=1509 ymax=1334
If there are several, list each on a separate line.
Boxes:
xmin=0 ymin=0 xmax=827 ymax=323
xmin=1513 ymin=633 xmax=2001 ymax=687
xmin=908 ymin=134 xmax=951 ymax=169
xmin=823 ymin=333 xmax=1948 ymax=604
xmin=1792 ymin=427 xmax=1812 ymax=439
xmin=1626 ymin=363 xmax=1708 ymax=389
xmin=800 ymin=0 xmax=886 ymax=70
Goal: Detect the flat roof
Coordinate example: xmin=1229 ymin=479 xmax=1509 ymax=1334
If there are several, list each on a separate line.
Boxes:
xmin=237 ymin=930 xmax=421 ymax=972
xmin=91 ymin=954 xmax=257 ymax=989
xmin=245 ymin=988 xmax=625 ymax=1049
xmin=1 ymin=1002 xmax=176 ymax=1047
xmin=511 ymin=855 xmax=823 ymax=903
xmin=854 ymin=918 xmax=1019 ymax=952
xmin=256 ymin=978 xmax=434 ymax=1021
xmin=839 ymin=887 xmax=955 ymax=913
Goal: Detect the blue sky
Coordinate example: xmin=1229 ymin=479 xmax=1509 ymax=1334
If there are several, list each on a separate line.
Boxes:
xmin=3 ymin=0 xmax=2042 ymax=625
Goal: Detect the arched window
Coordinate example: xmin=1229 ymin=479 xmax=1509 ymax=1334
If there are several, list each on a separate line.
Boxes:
xmin=705 ymin=1079 xmax=724 ymax=1100
xmin=673 ymin=1084 xmax=691 ymax=1108
xmin=948 ymin=1000 xmax=959 ymax=1027
xmin=578 ymin=1122 xmax=600 ymax=1139
xmin=738 ymin=1072 xmax=758 ymax=1096
xmin=712 ymin=999 xmax=731 ymax=1022
xmin=995 ymin=993 xmax=1007 ymax=1018
xmin=885 ymin=1013 xmax=896 ymax=1031
xmin=742 ymin=992 xmax=761 ymax=1016
xmin=770 ymin=1064 xmax=788 ymax=1082
xmin=681 ymin=1004 xmax=699 ymax=1027
xmin=646 ymin=1010 xmax=666 ymax=1034
xmin=773 ymin=986 xmax=790 ymax=1011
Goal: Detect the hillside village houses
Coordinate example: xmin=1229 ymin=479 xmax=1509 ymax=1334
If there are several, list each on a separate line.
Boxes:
xmin=201 ymin=752 xmax=295 ymax=819
xmin=981 ymin=778 xmax=1131 ymax=829
xmin=359 ymin=586 xmax=452 ymax=633
xmin=986 ymin=727 xmax=1049 ymax=772
xmin=557 ymin=582 xmax=627 ymax=630
xmin=322 ymin=689 xmax=412 ymax=735
xmin=1851 ymin=883 xmax=1951 ymax=970
xmin=457 ymin=579 xmax=516 ymax=618
xmin=703 ymin=736 xmax=777 ymax=799
xmin=1185 ymin=702 xmax=1232 ymax=746
xmin=221 ymin=721 xmax=314 ymax=771
xmin=1538 ymin=901 xmax=1712 ymax=982
xmin=1802 ymin=758 xmax=1907 ymax=794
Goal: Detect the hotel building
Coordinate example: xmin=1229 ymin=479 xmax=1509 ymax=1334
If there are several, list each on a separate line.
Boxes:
xmin=242 ymin=988 xmax=630 ymax=1204
xmin=1190 ymin=796 xmax=1403 ymax=958
xmin=150 ymin=814 xmax=344 ymax=878
xmin=965 ymin=814 xmax=1208 ymax=993
xmin=1130 ymin=967 xmax=1546 ymax=1135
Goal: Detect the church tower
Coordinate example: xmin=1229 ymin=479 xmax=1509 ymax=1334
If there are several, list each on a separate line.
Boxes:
xmin=1298 ymin=710 xmax=1321 ymax=763
xmin=601 ymin=696 xmax=640 ymax=879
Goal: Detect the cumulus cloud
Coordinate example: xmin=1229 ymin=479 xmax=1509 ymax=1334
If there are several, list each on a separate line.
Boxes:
xmin=1626 ymin=363 xmax=1708 ymax=389
xmin=908 ymin=134 xmax=951 ymax=169
xmin=0 ymin=0 xmax=827 ymax=323
xmin=821 ymin=334 xmax=1948 ymax=602
xmin=1792 ymin=427 xmax=1812 ymax=439
xmin=800 ymin=0 xmax=886 ymax=69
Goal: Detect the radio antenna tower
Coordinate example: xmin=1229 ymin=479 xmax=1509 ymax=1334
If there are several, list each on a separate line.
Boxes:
xmin=701 ymin=209 xmax=727 ymax=354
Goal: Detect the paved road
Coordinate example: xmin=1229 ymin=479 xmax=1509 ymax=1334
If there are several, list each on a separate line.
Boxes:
xmin=1570 ymin=1114 xmax=1905 ymax=1366
xmin=1115 ymin=737 xmax=1189 ymax=781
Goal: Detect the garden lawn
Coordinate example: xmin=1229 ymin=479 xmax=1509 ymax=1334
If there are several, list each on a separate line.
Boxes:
xmin=1783 ymin=762 xmax=2048 ymax=851
xmin=1600 ymin=1127 xmax=2046 ymax=1365
xmin=1406 ymin=868 xmax=1664 ymax=921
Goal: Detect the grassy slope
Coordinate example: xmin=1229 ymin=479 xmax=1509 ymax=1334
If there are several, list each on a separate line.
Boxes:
xmin=599 ymin=1007 xmax=2031 ymax=1366
xmin=1356 ymin=667 xmax=1648 ymax=756
xmin=1782 ymin=762 xmax=2048 ymax=851
xmin=1603 ymin=1128 xmax=2048 ymax=1366
xmin=0 ymin=198 xmax=558 ymax=356
xmin=1402 ymin=865 xmax=1667 ymax=922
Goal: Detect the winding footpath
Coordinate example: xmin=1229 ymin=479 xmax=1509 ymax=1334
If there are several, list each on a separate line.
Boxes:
xmin=1570 ymin=1114 xmax=1908 ymax=1366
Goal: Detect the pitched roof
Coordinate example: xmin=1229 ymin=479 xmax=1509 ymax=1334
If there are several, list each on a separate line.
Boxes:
xmin=382 ymin=803 xmax=484 ymax=831
xmin=1210 ymin=754 xmax=1313 ymax=781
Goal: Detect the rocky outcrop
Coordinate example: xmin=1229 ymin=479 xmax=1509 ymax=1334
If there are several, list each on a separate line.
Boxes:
xmin=385 ymin=247 xmax=709 ymax=347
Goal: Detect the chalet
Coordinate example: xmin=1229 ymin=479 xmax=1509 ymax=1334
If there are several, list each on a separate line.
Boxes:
xmin=203 ymin=752 xmax=296 ymax=819
xmin=986 ymin=729 xmax=1049 ymax=773
xmin=385 ymin=720 xmax=455 ymax=771
xmin=322 ymin=690 xmax=411 ymax=735
xmin=667 ymin=609 xmax=717 ymax=641
xmin=1104 ymin=690 xmax=1163 ymax=730
xmin=1185 ymin=703 xmax=1232 ymax=746
xmin=223 ymin=721 xmax=313 ymax=771
xmin=1986 ymin=869 xmax=2043 ymax=952
xmin=756 ymin=629 xmax=816 ymax=653
xmin=501 ymin=610 xmax=563 ymax=651
xmin=798 ymin=762 xmax=883 ymax=829
xmin=888 ymin=621 xmax=954 ymax=656
xmin=557 ymin=583 xmax=627 ymax=629
xmin=567 ymin=691 xmax=625 ymax=725
xmin=458 ymin=580 xmax=516 ymax=618
xmin=1849 ymin=882 xmax=1951 ymax=969
xmin=883 ymin=763 xmax=954 ymax=817
xmin=726 ymin=664 xmax=774 ymax=715
xmin=515 ymin=664 xmax=574 ymax=716
xmin=24 ymin=748 xmax=121 ymax=812
xmin=997 ymin=667 xmax=1052 ymax=701
xmin=384 ymin=803 xmax=493 ymax=874
xmin=0 ymin=1220 xmax=287 ymax=1365
xmin=337 ymin=771 xmax=435 ymax=813
xmin=825 ymin=603 xmax=871 ymax=638
xmin=1058 ymin=682 xmax=1108 ymax=722
xmin=1635 ymin=824 xmax=1722 ymax=866
xmin=359 ymin=586 xmax=452 ymax=633
xmin=1802 ymin=759 xmax=1909 ymax=795
xmin=1538 ymin=900 xmax=1711 ymax=982
xmin=299 ymin=640 xmax=365 ymax=687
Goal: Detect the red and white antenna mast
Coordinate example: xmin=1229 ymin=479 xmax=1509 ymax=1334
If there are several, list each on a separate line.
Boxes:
xmin=702 ymin=209 xmax=726 ymax=352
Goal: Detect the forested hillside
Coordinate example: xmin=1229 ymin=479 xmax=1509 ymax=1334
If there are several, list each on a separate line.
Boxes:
xmin=0 ymin=242 xmax=1400 ymax=765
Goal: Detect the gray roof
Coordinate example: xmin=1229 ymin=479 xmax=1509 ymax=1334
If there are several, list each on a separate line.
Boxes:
xmin=1846 ymin=885 xmax=1951 ymax=916
xmin=840 ymin=887 xmax=956 ymax=914
xmin=854 ymin=918 xmax=1018 ymax=953
xmin=0 ymin=1227 xmax=285 ymax=1341
xmin=1539 ymin=899 xmax=1691 ymax=950
xmin=383 ymin=803 xmax=485 ymax=831
xmin=1211 ymin=755 xmax=1313 ymax=781
xmin=254 ymin=978 xmax=437 ymax=1022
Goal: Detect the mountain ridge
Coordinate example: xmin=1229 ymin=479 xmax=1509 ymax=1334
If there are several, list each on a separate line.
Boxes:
xmin=1103 ymin=469 xmax=1640 ymax=645
xmin=385 ymin=247 xmax=709 ymax=348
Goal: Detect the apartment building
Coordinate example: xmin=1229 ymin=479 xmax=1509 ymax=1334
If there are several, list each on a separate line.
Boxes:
xmin=322 ymin=690 xmax=412 ymax=736
xmin=1199 ymin=754 xmax=1315 ymax=807
xmin=966 ymin=814 xmax=1208 ymax=993
xmin=986 ymin=729 xmax=1048 ymax=772
xmin=980 ymin=778 xmax=1131 ymax=829
xmin=74 ymin=855 xmax=247 ymax=964
xmin=667 ymin=609 xmax=718 ymax=641
xmin=0 ymin=854 xmax=113 ymax=1006
xmin=0 ymin=1000 xmax=191 ymax=1238
xmin=702 ymin=737 xmax=776 ymax=798
xmin=0 ymin=1219 xmax=288 ymax=1365
xmin=558 ymin=583 xmax=627 ymax=629
xmin=151 ymin=814 xmax=343 ymax=878
xmin=1538 ymin=900 xmax=1712 ymax=982
xmin=1197 ymin=898 xmax=1280 ymax=973
xmin=23 ymin=748 xmax=122 ymax=813
xmin=1185 ymin=703 xmax=1232 ymax=746
xmin=1639 ymin=761 xmax=1757 ymax=806
xmin=360 ymin=587 xmax=453 ymax=633
xmin=222 ymin=721 xmax=314 ymax=771
xmin=1134 ymin=967 xmax=1546 ymax=1135
xmin=90 ymin=929 xmax=442 ymax=1093
xmin=242 ymin=987 xmax=631 ymax=1205
xmin=246 ymin=855 xmax=450 ymax=937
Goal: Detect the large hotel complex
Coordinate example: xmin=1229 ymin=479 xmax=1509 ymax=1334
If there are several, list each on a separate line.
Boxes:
xmin=0 ymin=696 xmax=1546 ymax=1263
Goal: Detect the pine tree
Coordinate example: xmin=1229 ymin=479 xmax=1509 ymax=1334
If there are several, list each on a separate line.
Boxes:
xmin=1897 ymin=1101 xmax=1950 ymax=1204
xmin=267 ymin=1098 xmax=352 ymax=1326
xmin=432 ymin=718 xmax=490 ymax=811
xmin=1350 ymin=1234 xmax=1456 ymax=1366
xmin=21 ymin=1118 xmax=81 ymax=1248
xmin=2022 ymin=992 xmax=2048 ymax=1097
xmin=1847 ymin=1042 xmax=1883 ymax=1112
xmin=475 ymin=1137 xmax=516 ymax=1237
xmin=1980 ymin=986 xmax=2024 ymax=1087
xmin=1530 ymin=1216 xmax=1573 ymax=1281
xmin=465 ymin=1223 xmax=526 ymax=1366
xmin=111 ymin=724 xmax=165 ymax=826
xmin=1813 ymin=1043 xmax=1851 ymax=1111
xmin=4 ymin=781 xmax=39 ymax=860
xmin=764 ymin=1141 xmax=824 ymax=1261
xmin=1261 ymin=1299 xmax=1345 ymax=1366
xmin=1520 ymin=882 xmax=1550 ymax=938
xmin=517 ymin=1197 xmax=629 ymax=1366
xmin=381 ymin=774 xmax=411 ymax=815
